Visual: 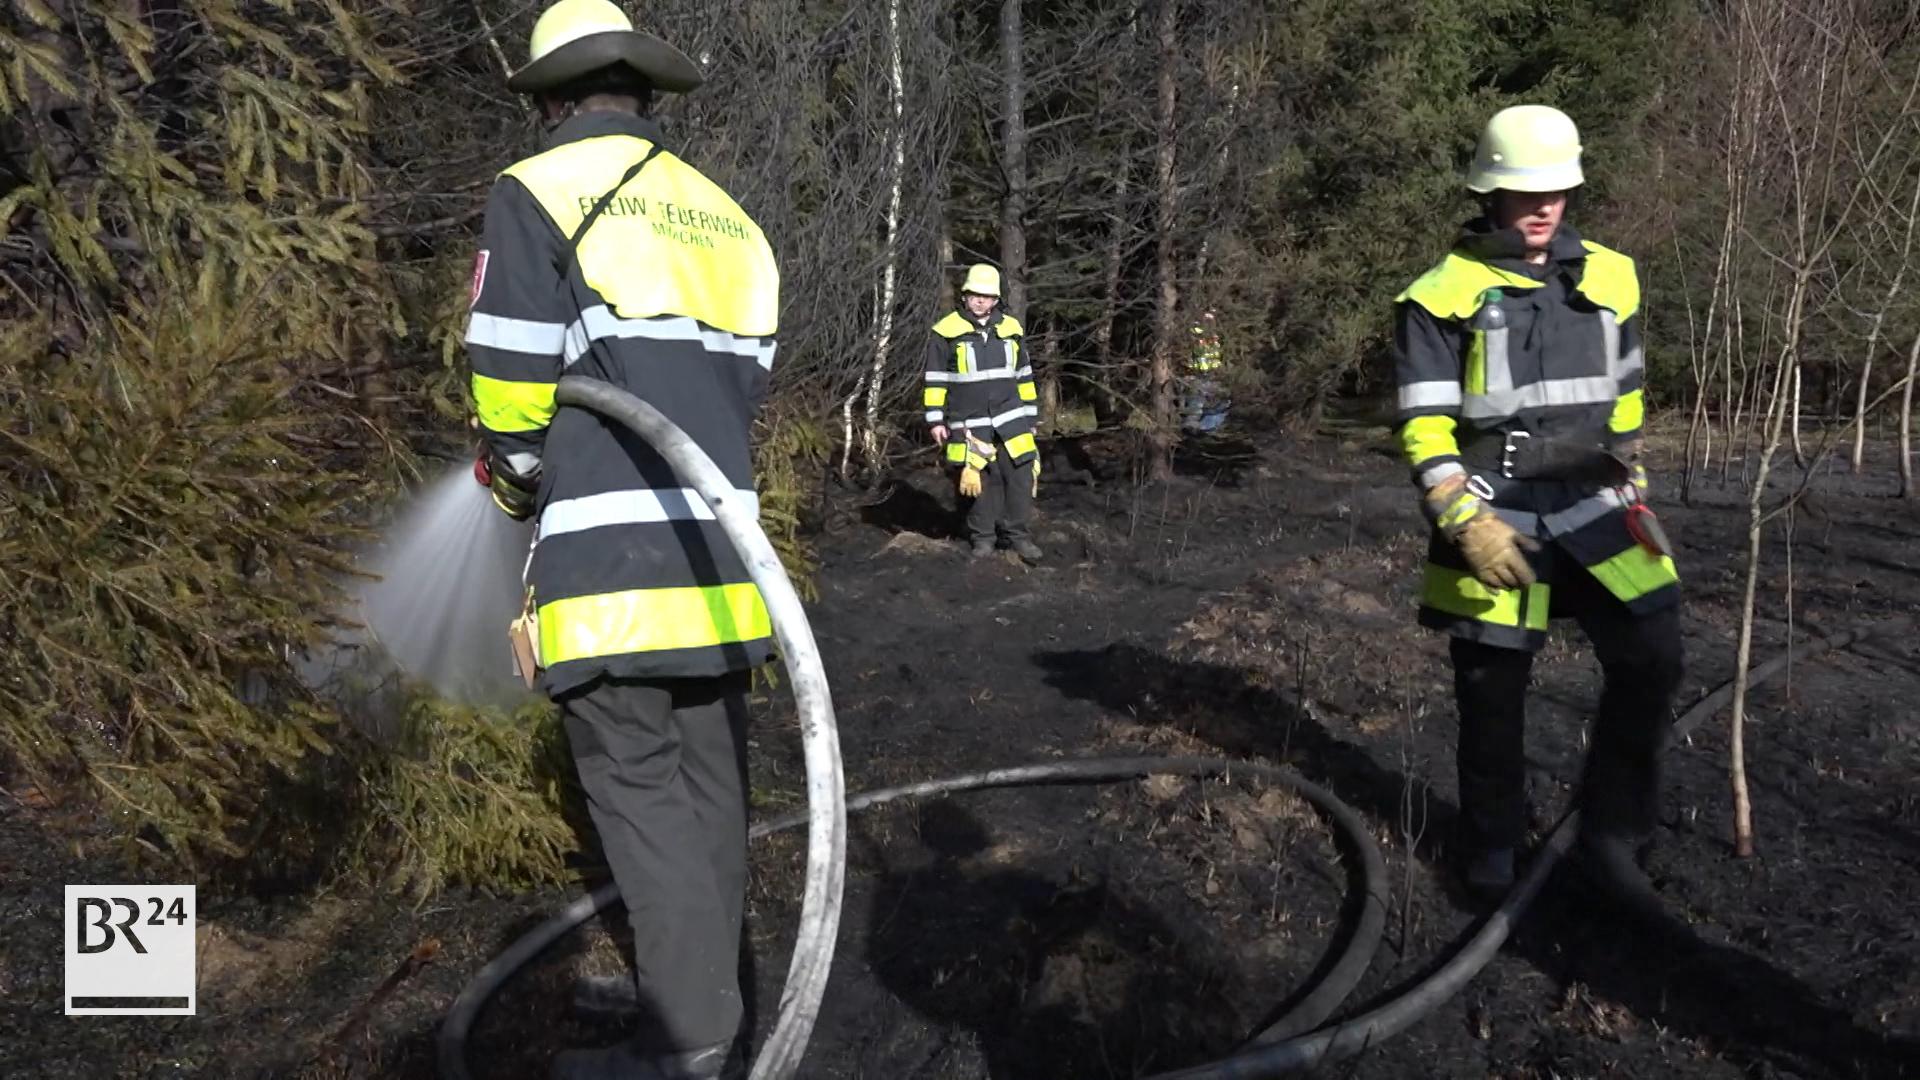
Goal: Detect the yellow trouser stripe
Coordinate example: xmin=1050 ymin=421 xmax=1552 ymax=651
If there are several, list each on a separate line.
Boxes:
xmin=473 ymin=373 xmax=557 ymax=433
xmin=1017 ymin=380 xmax=1038 ymax=402
xmin=1610 ymin=387 xmax=1645 ymax=434
xmin=1585 ymin=544 xmax=1677 ymax=603
xmin=1003 ymin=432 xmax=1037 ymax=459
xmin=538 ymin=583 xmax=770 ymax=664
xmin=1422 ymin=565 xmax=1549 ymax=630
xmin=946 ymin=441 xmax=969 ymax=464
xmin=1400 ymin=414 xmax=1461 ymax=469
xmin=924 ymin=385 xmax=948 ymax=407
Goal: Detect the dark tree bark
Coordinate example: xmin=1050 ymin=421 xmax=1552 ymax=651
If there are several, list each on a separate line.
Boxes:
xmin=998 ymin=0 xmax=1028 ymax=322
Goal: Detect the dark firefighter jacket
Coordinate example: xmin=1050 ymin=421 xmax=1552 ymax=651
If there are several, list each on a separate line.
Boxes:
xmin=1392 ymin=220 xmax=1678 ymax=651
xmin=465 ymin=110 xmax=779 ymax=696
xmin=922 ymin=308 xmax=1039 ymax=465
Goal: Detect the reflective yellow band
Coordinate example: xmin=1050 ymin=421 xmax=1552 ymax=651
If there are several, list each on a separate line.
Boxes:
xmin=924 ymin=385 xmax=948 ymax=407
xmin=473 ymin=373 xmax=557 ymax=433
xmin=946 ymin=441 xmax=969 ymax=464
xmin=1610 ymin=387 xmax=1645 ymax=434
xmin=1017 ymin=380 xmax=1038 ymax=402
xmin=1003 ymin=431 xmax=1037 ymax=459
xmin=538 ymin=582 xmax=770 ymax=664
xmin=1465 ymin=332 xmax=1488 ymax=395
xmin=1422 ymin=564 xmax=1549 ymax=630
xmin=1585 ymin=545 xmax=1677 ymax=603
xmin=1400 ymin=414 xmax=1460 ymax=469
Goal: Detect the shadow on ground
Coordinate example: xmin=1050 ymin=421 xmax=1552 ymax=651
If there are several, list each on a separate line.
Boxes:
xmin=861 ymin=797 xmax=1244 ymax=1079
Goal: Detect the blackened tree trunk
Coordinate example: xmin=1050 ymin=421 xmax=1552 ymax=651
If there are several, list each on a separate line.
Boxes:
xmin=1147 ymin=0 xmax=1180 ymax=480
xmin=999 ymin=0 xmax=1028 ymax=323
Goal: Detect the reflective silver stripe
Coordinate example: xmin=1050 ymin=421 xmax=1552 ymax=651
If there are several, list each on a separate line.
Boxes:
xmin=927 ymin=368 xmax=1017 ymax=384
xmin=466 ymin=313 xmax=567 ymax=355
xmin=562 ymin=307 xmax=777 ymax=371
xmin=503 ymin=450 xmax=542 ymax=475
xmin=1615 ymin=345 xmax=1644 ymax=382
xmin=1599 ymin=310 xmax=1620 ymax=382
xmin=957 ymin=405 xmax=1038 ymax=430
xmin=1541 ymin=488 xmax=1628 ymax=535
xmin=1014 ymin=365 xmax=1033 ymax=380
xmin=538 ymin=487 xmax=762 ymax=540
xmin=1418 ymin=461 xmax=1466 ymax=489
xmin=1461 ymin=376 xmax=1619 ymax=419
xmin=924 ymin=411 xmax=943 ymax=422
xmin=992 ymin=403 xmax=1038 ymax=427
xmin=1399 ymin=381 xmax=1463 ymax=410
xmin=1475 ymin=160 xmax=1577 ymax=181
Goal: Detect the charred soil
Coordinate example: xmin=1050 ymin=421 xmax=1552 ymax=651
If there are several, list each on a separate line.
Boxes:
xmin=4 ymin=424 xmax=1919 ymax=1080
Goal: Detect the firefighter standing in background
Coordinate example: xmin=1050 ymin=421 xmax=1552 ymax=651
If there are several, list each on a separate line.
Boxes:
xmin=1391 ymin=105 xmax=1684 ymax=914
xmin=465 ymin=0 xmax=778 ymax=1074
xmin=1182 ymin=309 xmax=1229 ymax=433
xmin=924 ymin=263 xmax=1044 ymax=563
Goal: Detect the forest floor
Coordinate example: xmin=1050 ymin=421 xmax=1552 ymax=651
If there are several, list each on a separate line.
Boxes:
xmin=6 ymin=417 xmax=1920 ymax=1080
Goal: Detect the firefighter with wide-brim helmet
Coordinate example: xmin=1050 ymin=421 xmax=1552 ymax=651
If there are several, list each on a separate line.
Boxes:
xmin=1390 ymin=104 xmax=1683 ymax=917
xmin=923 ymin=262 xmax=1044 ymax=563
xmin=464 ymin=1 xmax=777 ymax=1075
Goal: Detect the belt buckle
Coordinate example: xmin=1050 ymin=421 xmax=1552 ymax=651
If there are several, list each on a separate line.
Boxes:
xmin=1467 ymin=474 xmax=1496 ymax=501
xmin=1501 ymin=430 xmax=1530 ymax=479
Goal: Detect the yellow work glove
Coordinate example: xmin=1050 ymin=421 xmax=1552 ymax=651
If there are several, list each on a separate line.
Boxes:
xmin=1425 ymin=473 xmax=1539 ymax=591
xmin=957 ymin=434 xmax=994 ymax=498
xmin=1454 ymin=514 xmax=1540 ymax=591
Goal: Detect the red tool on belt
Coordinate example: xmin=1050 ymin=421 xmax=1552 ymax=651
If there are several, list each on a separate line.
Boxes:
xmin=1624 ymin=499 xmax=1673 ymax=558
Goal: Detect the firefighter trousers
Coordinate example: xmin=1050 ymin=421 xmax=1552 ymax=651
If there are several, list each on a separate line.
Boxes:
xmin=559 ymin=671 xmax=751 ymax=1053
xmin=1450 ymin=562 xmax=1684 ymax=855
xmin=964 ymin=440 xmax=1035 ymax=544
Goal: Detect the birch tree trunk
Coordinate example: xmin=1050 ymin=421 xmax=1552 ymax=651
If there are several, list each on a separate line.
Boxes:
xmin=1850 ymin=169 xmax=1920 ymax=474
xmin=855 ymin=0 xmax=909 ymax=473
xmin=1902 ymin=335 xmax=1919 ymax=496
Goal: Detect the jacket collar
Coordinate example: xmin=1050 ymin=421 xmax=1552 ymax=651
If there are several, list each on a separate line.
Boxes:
xmin=544 ymin=109 xmax=669 ymax=153
xmin=956 ymin=306 xmax=1004 ymax=332
xmin=1457 ymin=216 xmax=1587 ymax=280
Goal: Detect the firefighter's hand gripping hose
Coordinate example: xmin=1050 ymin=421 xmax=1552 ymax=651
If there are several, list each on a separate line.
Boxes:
xmin=437 ymin=375 xmax=1907 ymax=1080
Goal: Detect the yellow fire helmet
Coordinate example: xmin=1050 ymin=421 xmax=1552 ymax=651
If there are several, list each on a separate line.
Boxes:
xmin=508 ymin=0 xmax=703 ymax=96
xmin=960 ymin=263 xmax=1002 ymax=298
xmin=1466 ymin=104 xmax=1584 ymax=194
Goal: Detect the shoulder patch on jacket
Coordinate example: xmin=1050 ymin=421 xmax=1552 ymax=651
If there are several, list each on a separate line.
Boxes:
xmin=994 ymin=314 xmax=1024 ymax=338
xmin=1577 ymin=241 xmax=1641 ymax=320
xmin=1396 ymin=251 xmax=1546 ymax=321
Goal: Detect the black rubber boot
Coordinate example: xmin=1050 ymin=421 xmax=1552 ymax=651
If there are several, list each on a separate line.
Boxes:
xmin=970 ymin=537 xmax=997 ymax=558
xmin=1574 ymin=831 xmax=1668 ymax=926
xmin=1454 ymin=845 xmax=1516 ymax=908
xmin=1010 ymin=537 xmax=1043 ymax=564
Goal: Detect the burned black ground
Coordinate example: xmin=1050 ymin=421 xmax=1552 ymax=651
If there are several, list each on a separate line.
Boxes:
xmin=4 ymin=423 xmax=1919 ymax=1080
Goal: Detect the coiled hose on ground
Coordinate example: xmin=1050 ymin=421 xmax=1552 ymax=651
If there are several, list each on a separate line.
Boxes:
xmin=437 ymin=376 xmax=1903 ymax=1078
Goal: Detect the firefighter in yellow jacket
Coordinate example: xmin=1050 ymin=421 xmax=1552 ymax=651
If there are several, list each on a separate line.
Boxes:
xmin=1391 ymin=105 xmax=1683 ymax=914
xmin=464 ymin=1 xmax=776 ymax=1075
xmin=924 ymin=263 xmax=1044 ymax=563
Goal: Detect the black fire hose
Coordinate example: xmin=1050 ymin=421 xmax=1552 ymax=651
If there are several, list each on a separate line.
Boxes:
xmin=1155 ymin=616 xmax=1912 ymax=1078
xmin=437 ymin=373 xmax=1903 ymax=1078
